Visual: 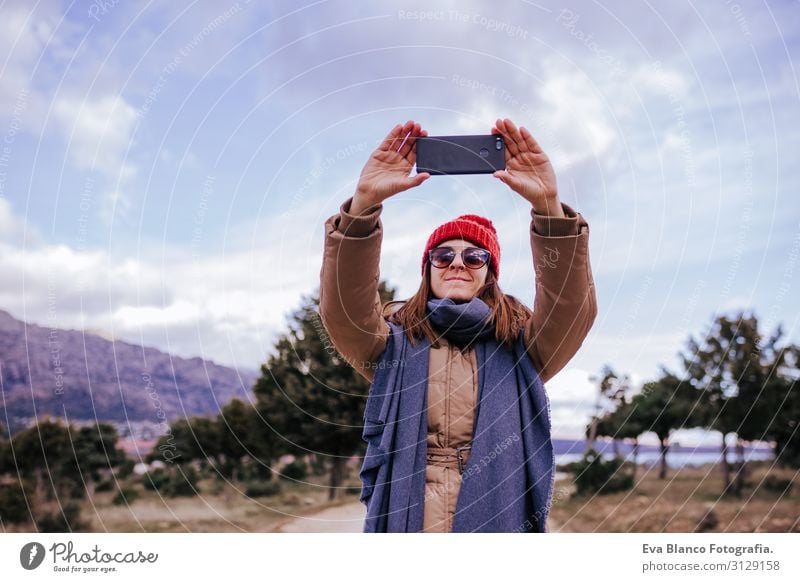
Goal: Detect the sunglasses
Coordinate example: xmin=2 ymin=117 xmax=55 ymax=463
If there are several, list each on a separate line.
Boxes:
xmin=428 ymin=246 xmax=491 ymax=270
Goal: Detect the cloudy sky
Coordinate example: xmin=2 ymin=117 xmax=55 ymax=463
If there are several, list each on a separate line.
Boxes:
xmin=1 ymin=0 xmax=797 ymax=440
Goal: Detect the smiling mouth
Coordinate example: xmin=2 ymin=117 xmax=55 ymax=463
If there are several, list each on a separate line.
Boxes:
xmin=446 ymin=278 xmax=470 ymax=282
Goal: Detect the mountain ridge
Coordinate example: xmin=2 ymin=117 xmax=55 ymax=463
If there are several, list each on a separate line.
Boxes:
xmin=0 ymin=308 xmax=259 ymax=432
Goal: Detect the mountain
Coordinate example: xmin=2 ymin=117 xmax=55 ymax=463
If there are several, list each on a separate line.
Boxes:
xmin=0 ymin=309 xmax=259 ymax=432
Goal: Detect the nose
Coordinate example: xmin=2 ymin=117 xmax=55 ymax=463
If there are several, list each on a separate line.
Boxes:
xmin=449 ymin=252 xmax=466 ymax=270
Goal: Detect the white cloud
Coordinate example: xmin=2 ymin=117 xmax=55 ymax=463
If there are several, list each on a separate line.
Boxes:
xmin=547 ymin=367 xmax=596 ymax=438
xmin=0 ymin=197 xmax=40 ymax=245
xmin=51 ymin=95 xmax=139 ymax=226
xmin=0 ymin=231 xmax=286 ymax=370
xmin=52 ymin=95 xmax=138 ymax=178
xmin=0 ymin=2 xmax=85 ymax=136
xmin=537 ymin=68 xmax=616 ymax=170
xmin=450 ymin=64 xmax=619 ymax=173
xmin=0 ymin=241 xmax=165 ymax=315
xmin=0 ymin=193 xmax=319 ymax=371
xmin=630 ymin=62 xmax=691 ymax=99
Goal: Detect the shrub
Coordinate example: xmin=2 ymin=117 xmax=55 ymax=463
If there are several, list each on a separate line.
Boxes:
xmin=116 ymin=459 xmax=135 ymax=479
xmin=762 ymin=475 xmax=794 ymax=495
xmin=142 ymin=466 xmax=199 ymax=497
xmin=35 ymin=501 xmax=87 ymax=532
xmin=142 ymin=468 xmax=171 ymax=491
xmin=95 ymin=479 xmax=114 ymax=492
xmin=280 ymin=460 xmax=307 ymax=481
xmin=167 ymin=466 xmax=199 ymax=497
xmin=244 ymin=480 xmax=283 ymax=498
xmin=54 ymin=475 xmax=87 ymax=500
xmin=0 ymin=480 xmax=32 ymax=524
xmin=570 ymin=448 xmax=634 ymax=496
xmin=112 ymin=487 xmax=140 ymax=505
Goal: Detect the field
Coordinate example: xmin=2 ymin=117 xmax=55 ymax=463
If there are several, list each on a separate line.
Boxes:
xmin=3 ymin=462 xmax=797 ymax=533
xmin=549 ymin=461 xmax=800 ymax=533
xmin=1 ymin=471 xmax=364 ymax=533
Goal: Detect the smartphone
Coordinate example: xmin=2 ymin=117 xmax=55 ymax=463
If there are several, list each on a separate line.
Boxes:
xmin=415 ymin=134 xmax=506 ymax=175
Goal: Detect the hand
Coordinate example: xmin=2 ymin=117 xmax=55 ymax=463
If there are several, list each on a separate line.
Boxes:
xmin=491 ymin=118 xmax=563 ymax=216
xmin=354 ymin=120 xmax=430 ymax=207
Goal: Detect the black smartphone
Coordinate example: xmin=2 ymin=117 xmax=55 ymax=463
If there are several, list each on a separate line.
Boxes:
xmin=415 ymin=134 xmax=506 ymax=175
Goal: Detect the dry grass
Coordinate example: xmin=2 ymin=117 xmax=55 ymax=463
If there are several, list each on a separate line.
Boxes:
xmin=549 ymin=461 xmax=800 ymax=532
xmin=6 ymin=463 xmax=797 ymax=533
xmin=3 ymin=474 xmax=363 ymax=533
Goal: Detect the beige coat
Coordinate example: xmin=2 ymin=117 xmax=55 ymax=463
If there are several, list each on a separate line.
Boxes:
xmin=319 ymin=195 xmax=597 ymax=532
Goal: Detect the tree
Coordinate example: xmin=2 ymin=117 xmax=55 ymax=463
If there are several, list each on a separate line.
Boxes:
xmin=148 ymin=416 xmax=220 ymax=468
xmin=217 ymin=398 xmax=279 ymax=480
xmin=73 ymin=423 xmax=126 ymax=498
xmin=12 ymin=418 xmax=83 ymax=501
xmin=681 ymin=311 xmax=786 ymax=495
xmin=588 ymin=365 xmax=631 ymax=453
xmin=763 ymin=344 xmax=800 ymax=467
xmin=595 ymin=399 xmax=646 ymax=482
xmin=8 ymin=419 xmax=94 ymax=531
xmin=254 ymin=283 xmax=396 ymax=500
xmin=626 ymin=371 xmax=697 ymax=480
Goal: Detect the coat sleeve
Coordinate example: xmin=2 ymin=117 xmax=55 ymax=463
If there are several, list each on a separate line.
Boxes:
xmin=523 ymin=202 xmax=598 ymax=384
xmin=319 ymin=195 xmax=391 ymax=384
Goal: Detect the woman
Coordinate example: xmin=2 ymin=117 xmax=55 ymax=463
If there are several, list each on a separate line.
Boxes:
xmin=320 ymin=118 xmax=597 ymax=532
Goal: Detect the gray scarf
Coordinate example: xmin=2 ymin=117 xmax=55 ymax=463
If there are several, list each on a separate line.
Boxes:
xmin=358 ymin=296 xmax=555 ymax=532
xmin=426 ymin=297 xmax=497 ymax=348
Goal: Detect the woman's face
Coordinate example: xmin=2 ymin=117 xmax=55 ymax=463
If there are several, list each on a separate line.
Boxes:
xmin=429 ymin=238 xmax=489 ymax=302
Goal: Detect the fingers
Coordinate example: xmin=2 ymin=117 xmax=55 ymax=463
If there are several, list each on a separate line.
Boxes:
xmin=491 ymin=126 xmax=509 ymax=164
xmin=407 ymin=128 xmax=427 ymax=166
xmin=519 ymin=126 xmax=544 ymax=154
xmin=378 ymin=123 xmax=405 ymax=152
xmin=494 ymin=118 xmax=546 ymax=157
xmin=378 ymin=120 xmax=427 ymax=161
xmin=494 ymin=118 xmax=520 ymax=157
xmin=378 ymin=120 xmax=415 ymax=152
xmin=493 ymin=169 xmax=523 ymax=192
xmin=396 ymin=172 xmax=430 ymax=193
xmin=504 ymin=118 xmax=524 ymax=155
xmin=411 ymin=172 xmax=430 ymax=187
xmin=396 ymin=121 xmax=425 ymax=159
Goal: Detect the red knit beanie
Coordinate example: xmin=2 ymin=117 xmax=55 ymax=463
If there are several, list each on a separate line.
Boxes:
xmin=422 ymin=214 xmax=500 ymax=279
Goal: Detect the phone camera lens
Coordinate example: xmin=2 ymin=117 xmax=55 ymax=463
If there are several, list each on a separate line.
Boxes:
xmin=495 ymin=138 xmax=502 ymax=150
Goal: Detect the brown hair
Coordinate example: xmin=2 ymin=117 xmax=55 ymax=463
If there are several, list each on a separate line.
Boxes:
xmin=382 ymin=261 xmax=532 ymax=352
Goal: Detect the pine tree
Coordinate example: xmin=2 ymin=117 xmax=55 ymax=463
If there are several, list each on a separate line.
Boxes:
xmin=73 ymin=423 xmax=126 ymax=498
xmin=628 ymin=371 xmax=697 ymax=479
xmin=680 ymin=310 xmax=786 ymax=495
xmin=217 ymin=398 xmax=277 ymax=480
xmin=253 ymin=283 xmax=396 ymax=500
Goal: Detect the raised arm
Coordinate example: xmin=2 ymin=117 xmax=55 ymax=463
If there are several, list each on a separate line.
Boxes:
xmin=320 ymin=196 xmax=390 ymax=383
xmin=318 ymin=121 xmax=430 ymax=383
xmin=524 ymin=203 xmax=597 ymax=383
xmin=491 ymin=117 xmax=597 ymax=382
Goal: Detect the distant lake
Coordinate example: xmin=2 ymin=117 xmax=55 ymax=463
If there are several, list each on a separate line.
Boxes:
xmin=553 ymin=438 xmax=774 ymax=469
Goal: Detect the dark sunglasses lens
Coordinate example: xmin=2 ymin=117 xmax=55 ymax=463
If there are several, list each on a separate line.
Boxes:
xmin=430 ymin=248 xmax=455 ymax=268
xmin=463 ymin=249 xmax=489 ymax=268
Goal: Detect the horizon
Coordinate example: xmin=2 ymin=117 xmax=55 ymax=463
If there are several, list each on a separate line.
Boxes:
xmin=0 ymin=306 xmax=785 ymax=447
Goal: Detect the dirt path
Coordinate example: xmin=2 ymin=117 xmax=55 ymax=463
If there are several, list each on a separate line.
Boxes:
xmin=275 ymin=501 xmax=366 ymax=532
xmin=273 ymin=500 xmax=561 ymax=532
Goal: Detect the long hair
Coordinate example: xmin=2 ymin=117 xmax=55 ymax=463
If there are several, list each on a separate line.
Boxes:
xmin=382 ymin=260 xmax=532 ymax=352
